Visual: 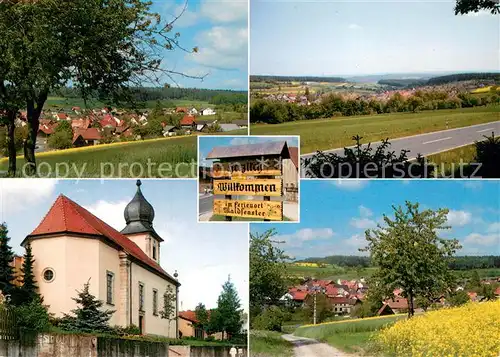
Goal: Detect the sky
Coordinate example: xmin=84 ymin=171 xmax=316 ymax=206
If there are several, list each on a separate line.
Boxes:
xmin=150 ymin=0 xmax=248 ymax=90
xmin=198 ymin=135 xmax=299 ymax=167
xmin=250 ymin=0 xmax=500 ymax=76
xmin=251 ymin=180 xmax=500 ymax=259
xmin=0 ymin=179 xmax=249 ymax=313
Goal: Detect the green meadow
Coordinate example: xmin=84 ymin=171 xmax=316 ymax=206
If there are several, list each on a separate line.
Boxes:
xmin=250 ymin=106 xmax=500 ymax=154
xmin=250 ymin=331 xmax=294 ymax=357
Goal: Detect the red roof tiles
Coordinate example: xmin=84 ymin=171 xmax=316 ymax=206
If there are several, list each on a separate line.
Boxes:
xmin=26 ymin=195 xmax=179 ymax=286
xmin=73 ymin=128 xmax=101 ymax=143
xmin=288 ymin=147 xmax=299 ymax=169
xmin=179 ymin=310 xmax=198 ymax=323
xmin=180 ymin=115 xmax=196 ymax=126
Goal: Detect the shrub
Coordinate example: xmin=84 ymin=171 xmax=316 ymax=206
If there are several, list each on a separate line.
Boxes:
xmin=12 ymin=297 xmax=51 ymax=332
xmin=252 ymin=306 xmax=285 ymax=332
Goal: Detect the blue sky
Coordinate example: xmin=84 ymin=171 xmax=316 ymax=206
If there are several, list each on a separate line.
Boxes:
xmin=199 ymin=136 xmax=299 ymax=167
xmin=250 ymin=0 xmax=499 ymax=76
xmin=251 ymin=180 xmax=500 ymax=259
xmin=0 ymin=179 xmax=249 ymax=312
xmin=149 ymin=0 xmax=248 ymax=90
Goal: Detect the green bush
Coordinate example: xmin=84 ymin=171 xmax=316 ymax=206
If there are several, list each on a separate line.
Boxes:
xmin=48 ymin=131 xmax=73 ymax=149
xmin=252 ymin=306 xmax=285 ymax=332
xmin=12 ymin=297 xmax=51 ymax=332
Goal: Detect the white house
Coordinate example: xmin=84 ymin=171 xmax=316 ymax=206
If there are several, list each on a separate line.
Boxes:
xmin=201 ymin=108 xmax=216 ymax=116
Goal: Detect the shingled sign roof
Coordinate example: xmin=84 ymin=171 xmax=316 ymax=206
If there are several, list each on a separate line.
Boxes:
xmin=25 ymin=194 xmax=179 ymax=286
xmin=206 ymin=141 xmax=291 ymax=160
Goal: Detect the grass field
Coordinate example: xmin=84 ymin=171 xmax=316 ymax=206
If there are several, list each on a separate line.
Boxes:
xmin=250 ymin=331 xmax=294 ymax=357
xmin=0 ymin=136 xmax=197 ymax=178
xmin=250 ymin=106 xmax=500 ymax=154
xmin=427 ymin=144 xmax=477 ymax=176
xmin=294 ymin=314 xmax=406 ymax=353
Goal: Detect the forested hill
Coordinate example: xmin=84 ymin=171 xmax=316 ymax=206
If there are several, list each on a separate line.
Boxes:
xmin=427 ymin=72 xmax=500 ymax=85
xmin=250 ymin=75 xmax=346 ymax=83
xmin=52 ymin=86 xmax=248 ymax=105
xmin=298 ymin=255 xmax=500 ymax=270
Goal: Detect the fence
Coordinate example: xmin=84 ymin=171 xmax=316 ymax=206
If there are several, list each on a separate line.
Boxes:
xmin=0 ymin=308 xmax=18 ymax=340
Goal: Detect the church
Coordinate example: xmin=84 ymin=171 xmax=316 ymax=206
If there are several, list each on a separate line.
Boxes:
xmin=22 ymin=180 xmax=180 ymax=338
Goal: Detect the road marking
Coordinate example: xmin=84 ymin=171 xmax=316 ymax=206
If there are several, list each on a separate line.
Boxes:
xmin=477 ymin=128 xmax=494 ymax=133
xmin=422 ymin=137 xmax=452 ymax=145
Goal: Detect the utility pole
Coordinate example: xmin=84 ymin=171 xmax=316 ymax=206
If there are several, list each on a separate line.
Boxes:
xmin=313 ymin=292 xmax=317 ymax=325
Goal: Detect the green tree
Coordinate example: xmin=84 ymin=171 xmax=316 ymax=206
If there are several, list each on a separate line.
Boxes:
xmin=194 ymin=303 xmax=210 ymax=337
xmin=480 ymin=284 xmax=496 ymax=301
xmin=448 ymin=290 xmax=470 ymax=306
xmin=211 ymin=276 xmax=243 ymax=340
xmin=11 ymin=243 xmax=41 ymax=306
xmin=60 ymin=279 xmax=114 ymax=333
xmin=468 ymin=270 xmax=482 ymax=289
xmin=0 ymin=223 xmax=15 ymax=295
xmin=362 ymin=202 xmax=462 ymax=318
xmin=160 ymin=285 xmax=177 ymax=337
xmin=304 ymin=293 xmax=332 ymax=323
xmin=415 ymin=295 xmax=431 ymax=312
xmin=250 ymin=229 xmax=290 ymax=322
xmin=454 ymin=0 xmax=499 ymax=15
xmin=0 ymin=0 xmax=202 ymax=175
xmin=48 ymin=120 xmax=73 ymax=150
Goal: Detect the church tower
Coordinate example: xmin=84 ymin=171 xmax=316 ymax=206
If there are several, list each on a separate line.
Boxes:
xmin=121 ymin=180 xmax=163 ymax=263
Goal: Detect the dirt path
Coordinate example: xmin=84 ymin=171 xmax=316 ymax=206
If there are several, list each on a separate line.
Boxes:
xmin=282 ymin=334 xmax=354 ymax=357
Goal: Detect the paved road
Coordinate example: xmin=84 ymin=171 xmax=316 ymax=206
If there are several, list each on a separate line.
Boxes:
xmin=282 ymin=334 xmax=354 ymax=357
xmin=301 ymin=121 xmax=500 ymax=177
xmin=199 ymin=194 xmax=213 ymax=215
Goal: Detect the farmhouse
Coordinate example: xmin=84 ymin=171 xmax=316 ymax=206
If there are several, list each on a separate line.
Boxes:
xmin=72 ymin=128 xmax=102 ymax=147
xmin=200 ymin=108 xmax=216 ymax=116
xmin=22 ymin=180 xmax=180 ymax=337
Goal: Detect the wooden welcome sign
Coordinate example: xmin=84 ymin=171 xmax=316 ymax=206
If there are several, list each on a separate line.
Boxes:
xmin=207 ymin=141 xmax=290 ymax=221
xmin=213 ymin=199 xmax=283 ymax=220
xmin=211 ymin=159 xmax=282 ymax=178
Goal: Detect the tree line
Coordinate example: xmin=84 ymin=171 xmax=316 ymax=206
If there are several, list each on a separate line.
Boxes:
xmin=53 ymin=87 xmax=248 ymax=105
xmin=427 ymin=73 xmax=500 ymax=86
xmin=250 ymin=75 xmax=346 ymax=83
xmin=298 ymin=255 xmax=500 ymax=270
xmin=250 ymin=89 xmax=500 ymax=124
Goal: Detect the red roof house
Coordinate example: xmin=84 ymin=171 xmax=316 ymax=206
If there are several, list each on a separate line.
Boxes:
xmin=176 ymin=107 xmax=188 ymax=113
xmin=180 ymin=115 xmax=196 ymax=126
xmin=72 ymin=128 xmax=102 ymax=146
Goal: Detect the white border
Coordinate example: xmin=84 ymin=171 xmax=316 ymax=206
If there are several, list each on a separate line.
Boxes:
xmin=197 ymin=134 xmax=301 ymax=224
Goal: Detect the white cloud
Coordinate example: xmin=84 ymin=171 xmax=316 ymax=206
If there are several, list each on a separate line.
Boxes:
xmin=188 ymin=26 xmax=248 ymax=70
xmin=278 ymin=228 xmax=334 ymax=248
xmin=331 ymin=180 xmax=369 ymax=190
xmin=464 ymin=233 xmax=500 ymax=246
xmin=348 ymin=23 xmax=363 ymax=30
xmin=359 ymin=205 xmax=373 ymax=217
xmin=350 ymin=217 xmax=377 ymax=230
xmin=228 ymin=136 xmax=297 ymax=147
xmin=487 ymin=222 xmax=500 ymax=233
xmin=0 ymin=179 xmax=57 ymax=213
xmin=169 ymin=3 xmax=199 ymax=28
xmin=447 ymin=210 xmax=472 ymax=227
xmin=201 ymin=0 xmax=248 ymax=23
xmin=84 ymin=200 xmax=129 ymax=231
xmin=344 ymin=234 xmax=367 ymax=248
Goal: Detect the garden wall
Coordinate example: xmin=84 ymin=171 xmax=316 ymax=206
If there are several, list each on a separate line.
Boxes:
xmin=0 ymin=333 xmax=246 ymax=357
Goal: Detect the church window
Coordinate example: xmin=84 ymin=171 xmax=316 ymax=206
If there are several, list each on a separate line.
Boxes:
xmin=42 ymin=268 xmax=55 ymax=283
xmin=106 ymin=271 xmax=114 ymax=305
xmin=153 ymin=289 xmax=158 ymax=316
xmin=139 ymin=282 xmax=145 ymax=311
xmin=152 ymin=241 xmax=157 ymax=260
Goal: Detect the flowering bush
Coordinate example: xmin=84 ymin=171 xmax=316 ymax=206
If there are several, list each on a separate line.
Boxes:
xmin=376 ymin=300 xmax=500 ymax=356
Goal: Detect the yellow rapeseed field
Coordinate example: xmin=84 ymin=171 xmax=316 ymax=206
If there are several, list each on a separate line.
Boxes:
xmin=376 ymin=300 xmax=500 ymax=357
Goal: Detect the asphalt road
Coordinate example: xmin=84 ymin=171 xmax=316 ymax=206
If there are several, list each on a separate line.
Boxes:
xmin=301 ymin=121 xmax=500 ymax=176
xmin=282 ymin=334 xmax=353 ymax=357
xmin=199 ymin=194 xmax=214 ymax=215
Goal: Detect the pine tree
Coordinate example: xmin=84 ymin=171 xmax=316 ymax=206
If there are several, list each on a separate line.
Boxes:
xmin=0 ymin=223 xmax=15 ymax=295
xmin=20 ymin=243 xmax=39 ymax=303
xmin=212 ymin=276 xmax=243 ymax=340
xmin=60 ymin=279 xmax=114 ymax=333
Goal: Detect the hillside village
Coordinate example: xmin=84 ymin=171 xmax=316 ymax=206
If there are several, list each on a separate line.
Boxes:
xmin=9 ymin=105 xmax=248 ymax=153
xmin=255 ymin=80 xmax=499 ymax=105
xmin=282 ymin=274 xmax=500 ymax=320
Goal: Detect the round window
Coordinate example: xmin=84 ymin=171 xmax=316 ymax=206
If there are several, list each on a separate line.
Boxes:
xmin=42 ymin=268 xmax=55 ymax=283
